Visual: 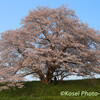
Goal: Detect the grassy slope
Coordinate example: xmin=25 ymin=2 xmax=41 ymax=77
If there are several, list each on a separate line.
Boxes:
xmin=0 ymin=79 xmax=100 ymax=100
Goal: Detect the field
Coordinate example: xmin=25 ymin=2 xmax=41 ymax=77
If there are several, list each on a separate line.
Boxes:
xmin=0 ymin=79 xmax=100 ymax=100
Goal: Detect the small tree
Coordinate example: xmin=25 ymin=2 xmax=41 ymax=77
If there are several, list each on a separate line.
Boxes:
xmin=0 ymin=5 xmax=100 ymax=89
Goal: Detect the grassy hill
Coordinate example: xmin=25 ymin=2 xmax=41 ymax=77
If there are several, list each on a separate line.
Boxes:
xmin=0 ymin=79 xmax=100 ymax=100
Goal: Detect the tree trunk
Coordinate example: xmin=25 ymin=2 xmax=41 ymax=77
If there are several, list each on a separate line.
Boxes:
xmin=59 ymin=80 xmax=63 ymax=85
xmin=40 ymin=70 xmax=53 ymax=85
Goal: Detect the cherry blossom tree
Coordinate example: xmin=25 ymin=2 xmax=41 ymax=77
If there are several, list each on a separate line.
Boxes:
xmin=0 ymin=5 xmax=100 ymax=90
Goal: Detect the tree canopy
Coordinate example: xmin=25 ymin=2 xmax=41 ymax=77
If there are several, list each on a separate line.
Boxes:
xmin=0 ymin=5 xmax=100 ymax=90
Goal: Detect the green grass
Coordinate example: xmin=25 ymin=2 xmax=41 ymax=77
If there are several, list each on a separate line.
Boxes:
xmin=0 ymin=79 xmax=100 ymax=100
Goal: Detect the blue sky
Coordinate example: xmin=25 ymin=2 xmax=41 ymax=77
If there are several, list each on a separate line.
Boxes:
xmin=0 ymin=0 xmax=100 ymax=33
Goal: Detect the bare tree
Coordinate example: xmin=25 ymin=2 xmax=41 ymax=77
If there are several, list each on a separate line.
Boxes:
xmin=0 ymin=5 xmax=100 ymax=90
